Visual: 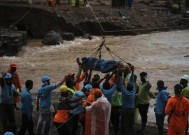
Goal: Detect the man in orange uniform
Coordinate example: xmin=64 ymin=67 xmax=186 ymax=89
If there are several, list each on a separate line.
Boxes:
xmin=7 ymin=63 xmax=22 ymax=92
xmin=7 ymin=63 xmax=22 ymax=110
xmin=165 ymin=84 xmax=189 ymax=135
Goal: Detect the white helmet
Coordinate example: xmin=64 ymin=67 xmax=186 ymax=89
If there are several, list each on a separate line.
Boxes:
xmin=181 ymin=75 xmax=189 ymax=82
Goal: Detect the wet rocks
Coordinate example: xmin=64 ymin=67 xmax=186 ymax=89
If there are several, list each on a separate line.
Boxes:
xmin=60 ymin=32 xmax=75 ymax=41
xmin=42 ymin=30 xmax=63 ymax=45
xmin=82 ymin=33 xmax=92 ymax=40
xmin=0 ymin=29 xmax=27 ymax=56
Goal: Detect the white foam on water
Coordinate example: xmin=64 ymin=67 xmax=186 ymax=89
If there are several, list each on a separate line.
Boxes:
xmin=2 ymin=56 xmax=20 ymax=60
xmin=20 ymin=36 xmax=102 ymax=57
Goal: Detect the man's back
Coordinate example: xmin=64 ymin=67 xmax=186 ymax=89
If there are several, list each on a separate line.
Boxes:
xmin=37 ymin=84 xmax=56 ymax=108
xmin=165 ymin=96 xmax=189 ymax=130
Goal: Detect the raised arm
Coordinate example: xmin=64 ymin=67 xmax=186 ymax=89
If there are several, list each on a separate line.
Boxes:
xmin=56 ymin=75 xmax=68 ymax=88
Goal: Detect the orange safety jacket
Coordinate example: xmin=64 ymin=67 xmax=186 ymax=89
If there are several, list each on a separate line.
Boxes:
xmin=7 ymin=68 xmax=22 ymax=91
xmin=54 ymin=95 xmax=72 ymax=124
xmin=7 ymin=68 xmax=21 ymax=103
xmin=165 ymin=96 xmax=189 ymax=134
xmin=54 ymin=110 xmax=69 ymax=123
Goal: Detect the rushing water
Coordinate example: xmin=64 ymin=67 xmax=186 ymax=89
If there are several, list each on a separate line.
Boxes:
xmin=1 ymin=30 xmax=189 ymax=125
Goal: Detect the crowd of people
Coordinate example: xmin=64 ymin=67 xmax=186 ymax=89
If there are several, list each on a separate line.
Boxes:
xmin=1 ymin=58 xmax=189 ymax=135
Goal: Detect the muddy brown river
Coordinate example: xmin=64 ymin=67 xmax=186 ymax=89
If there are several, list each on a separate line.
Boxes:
xmin=1 ymin=30 xmax=189 ymax=125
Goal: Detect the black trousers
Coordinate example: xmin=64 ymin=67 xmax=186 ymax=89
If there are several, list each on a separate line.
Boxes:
xmin=111 ymin=106 xmax=122 ymax=135
xmin=19 ymin=114 xmax=34 ymax=135
xmin=138 ymin=103 xmax=149 ymax=125
xmin=0 ymin=104 xmax=17 ymax=134
xmin=155 ymin=114 xmax=165 ymax=135
xmin=70 ymin=114 xmax=79 ymax=135
xmin=54 ymin=122 xmax=70 ymax=135
xmin=121 ymin=108 xmax=135 ymax=135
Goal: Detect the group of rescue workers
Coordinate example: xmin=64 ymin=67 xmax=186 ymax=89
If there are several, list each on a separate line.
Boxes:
xmin=1 ymin=58 xmax=189 ymax=135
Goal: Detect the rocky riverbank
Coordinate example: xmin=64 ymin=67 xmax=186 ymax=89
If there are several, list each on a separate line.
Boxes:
xmin=0 ymin=0 xmax=189 ymax=38
xmin=0 ymin=0 xmax=189 ymax=56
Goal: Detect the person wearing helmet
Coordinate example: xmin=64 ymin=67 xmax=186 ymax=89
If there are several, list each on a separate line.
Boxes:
xmin=165 ymin=84 xmax=189 ymax=135
xmin=65 ymin=76 xmax=86 ymax=135
xmin=54 ymin=85 xmax=83 ymax=135
xmin=69 ymin=84 xmax=89 ymax=135
xmin=7 ymin=62 xmax=22 ymax=110
xmin=4 ymin=132 xmax=14 ymax=135
xmin=180 ymin=75 xmax=189 ymax=135
xmin=73 ymin=84 xmax=92 ymax=134
xmin=83 ymin=73 xmax=108 ymax=107
xmin=85 ymin=89 xmax=111 ymax=135
xmin=0 ymin=73 xmax=17 ymax=134
xmin=180 ymin=75 xmax=189 ymax=99
xmin=83 ymin=84 xmax=92 ymax=97
xmin=36 ymin=75 xmax=67 ymax=135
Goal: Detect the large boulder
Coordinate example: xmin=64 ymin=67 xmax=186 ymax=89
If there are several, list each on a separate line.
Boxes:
xmin=42 ymin=30 xmax=63 ymax=45
xmin=0 ymin=30 xmax=27 ymax=56
xmin=60 ymin=32 xmax=75 ymax=41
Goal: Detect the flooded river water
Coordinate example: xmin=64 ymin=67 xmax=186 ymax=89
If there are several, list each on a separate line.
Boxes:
xmin=1 ymin=30 xmax=189 ymax=125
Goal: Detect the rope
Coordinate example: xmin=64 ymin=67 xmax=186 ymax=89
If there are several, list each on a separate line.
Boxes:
xmin=10 ymin=8 xmax=32 ymax=29
xmin=104 ymin=44 xmax=129 ymax=64
xmin=85 ymin=1 xmax=189 ymax=34
xmin=49 ymin=114 xmax=77 ymax=135
xmin=85 ymin=0 xmax=104 ymax=37
xmin=1 ymin=7 xmax=32 ymax=35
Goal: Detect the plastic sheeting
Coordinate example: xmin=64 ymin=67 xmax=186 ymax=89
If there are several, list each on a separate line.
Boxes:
xmin=85 ymin=96 xmax=111 ymax=135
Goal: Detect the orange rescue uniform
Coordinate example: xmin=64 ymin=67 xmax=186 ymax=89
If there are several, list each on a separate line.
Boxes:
xmin=54 ymin=110 xmax=69 ymax=123
xmin=7 ymin=68 xmax=22 ymax=103
xmin=165 ymin=96 xmax=189 ymax=135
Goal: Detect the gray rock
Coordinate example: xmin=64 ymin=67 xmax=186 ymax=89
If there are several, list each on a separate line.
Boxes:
xmin=0 ymin=30 xmax=27 ymax=56
xmin=42 ymin=30 xmax=63 ymax=45
xmin=82 ymin=34 xmax=92 ymax=40
xmin=60 ymin=32 xmax=75 ymax=41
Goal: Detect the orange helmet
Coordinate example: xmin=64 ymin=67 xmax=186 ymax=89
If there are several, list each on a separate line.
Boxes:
xmin=10 ymin=63 xmax=16 ymax=68
xmin=93 ymin=89 xmax=102 ymax=97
